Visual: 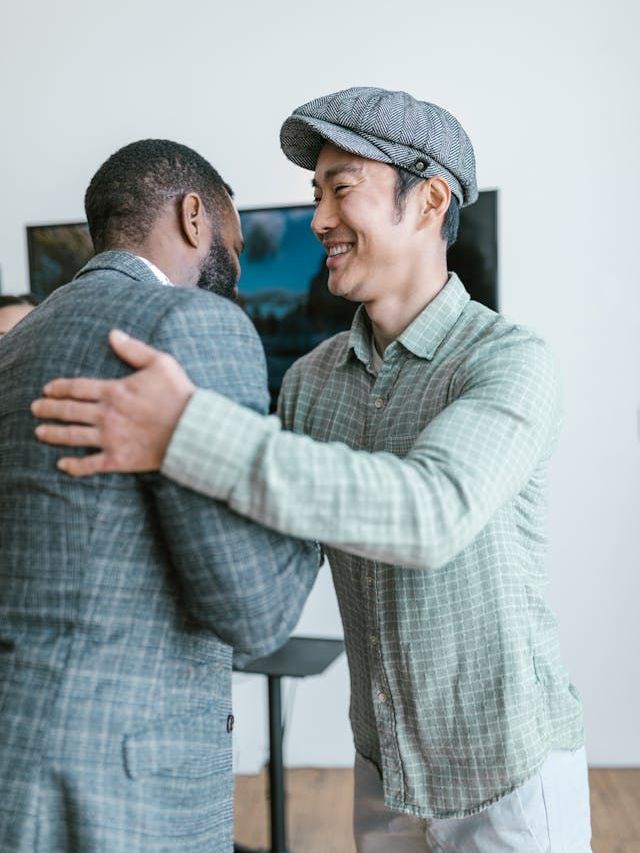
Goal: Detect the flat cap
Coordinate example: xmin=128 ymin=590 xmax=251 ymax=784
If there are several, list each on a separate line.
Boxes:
xmin=280 ymin=86 xmax=478 ymax=207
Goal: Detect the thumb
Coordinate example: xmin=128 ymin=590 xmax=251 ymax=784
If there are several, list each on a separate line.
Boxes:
xmin=109 ymin=329 xmax=159 ymax=369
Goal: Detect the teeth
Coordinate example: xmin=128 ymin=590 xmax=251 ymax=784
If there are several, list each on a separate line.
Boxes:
xmin=328 ymin=244 xmax=352 ymax=257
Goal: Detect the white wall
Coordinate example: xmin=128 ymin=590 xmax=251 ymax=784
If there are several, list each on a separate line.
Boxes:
xmin=1 ymin=0 xmax=638 ymax=769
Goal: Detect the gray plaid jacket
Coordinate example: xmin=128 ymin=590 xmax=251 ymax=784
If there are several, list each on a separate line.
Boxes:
xmin=0 ymin=252 xmax=319 ymax=852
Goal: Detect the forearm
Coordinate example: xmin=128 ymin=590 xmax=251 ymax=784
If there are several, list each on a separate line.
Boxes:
xmin=162 ymin=390 xmax=500 ymax=570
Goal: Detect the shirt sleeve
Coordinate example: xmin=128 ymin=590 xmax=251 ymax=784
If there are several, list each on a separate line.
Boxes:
xmin=161 ymin=331 xmax=561 ymax=570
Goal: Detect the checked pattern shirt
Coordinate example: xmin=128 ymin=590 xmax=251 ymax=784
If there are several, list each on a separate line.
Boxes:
xmin=163 ymin=274 xmax=584 ymax=819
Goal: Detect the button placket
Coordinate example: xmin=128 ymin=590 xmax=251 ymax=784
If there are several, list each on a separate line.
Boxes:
xmin=365 ymin=571 xmax=404 ymax=804
xmin=369 ymin=349 xmax=404 ymax=422
xmin=358 ymin=352 xmax=405 ymax=806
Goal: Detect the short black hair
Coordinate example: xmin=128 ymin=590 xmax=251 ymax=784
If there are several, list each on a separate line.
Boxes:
xmin=85 ymin=139 xmax=234 ymax=252
xmin=394 ymin=168 xmax=460 ymax=248
xmin=0 ymin=293 xmax=38 ymax=308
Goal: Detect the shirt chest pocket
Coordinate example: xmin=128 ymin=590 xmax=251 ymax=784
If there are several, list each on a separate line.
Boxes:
xmin=381 ymin=433 xmax=419 ymax=459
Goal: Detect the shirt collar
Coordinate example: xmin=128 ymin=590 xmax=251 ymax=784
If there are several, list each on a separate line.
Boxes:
xmin=344 ymin=273 xmax=470 ymax=367
xmin=134 ymin=256 xmax=173 ymax=286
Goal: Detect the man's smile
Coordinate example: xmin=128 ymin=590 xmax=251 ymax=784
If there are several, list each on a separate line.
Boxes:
xmin=324 ymin=241 xmax=354 ymax=268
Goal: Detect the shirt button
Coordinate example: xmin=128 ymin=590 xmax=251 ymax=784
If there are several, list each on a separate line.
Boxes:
xmin=377 ymin=691 xmax=388 ymax=703
xmin=226 ymin=714 xmax=235 ymax=733
xmin=366 ymin=575 xmax=374 ymax=586
xmin=370 ymin=634 xmax=378 ymax=646
xmin=373 ymin=397 xmax=384 ymax=410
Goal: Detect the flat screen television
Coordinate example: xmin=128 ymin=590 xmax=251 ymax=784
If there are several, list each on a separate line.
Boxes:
xmin=27 ymin=222 xmax=94 ymax=302
xmin=26 ymin=191 xmax=497 ymax=407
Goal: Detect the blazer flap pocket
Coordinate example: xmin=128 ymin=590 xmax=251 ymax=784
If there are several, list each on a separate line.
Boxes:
xmin=124 ymin=704 xmax=231 ymax=780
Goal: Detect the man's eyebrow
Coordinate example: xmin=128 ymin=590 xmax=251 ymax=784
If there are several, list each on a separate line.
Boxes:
xmin=311 ymin=163 xmax=364 ymax=188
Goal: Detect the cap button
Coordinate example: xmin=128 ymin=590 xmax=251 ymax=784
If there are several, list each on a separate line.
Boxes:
xmin=415 ymin=159 xmax=427 ymax=171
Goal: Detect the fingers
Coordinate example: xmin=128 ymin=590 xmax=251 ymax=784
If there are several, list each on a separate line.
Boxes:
xmin=35 ymin=424 xmax=102 ymax=448
xmin=56 ymin=452 xmax=111 ymax=477
xmin=109 ymin=329 xmax=160 ymax=369
xmin=42 ymin=376 xmax=108 ymax=401
xmin=31 ymin=398 xmax=101 ymax=425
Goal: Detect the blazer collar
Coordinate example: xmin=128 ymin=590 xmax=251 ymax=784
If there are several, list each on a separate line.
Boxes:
xmin=74 ymin=251 xmax=166 ymax=288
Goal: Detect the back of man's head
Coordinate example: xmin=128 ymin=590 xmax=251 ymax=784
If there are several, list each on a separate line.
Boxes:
xmin=85 ymin=139 xmax=233 ymax=253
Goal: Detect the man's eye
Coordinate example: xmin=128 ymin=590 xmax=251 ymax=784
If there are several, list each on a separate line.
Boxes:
xmin=335 ymin=184 xmax=349 ymax=194
xmin=313 ymin=196 xmax=321 ymax=205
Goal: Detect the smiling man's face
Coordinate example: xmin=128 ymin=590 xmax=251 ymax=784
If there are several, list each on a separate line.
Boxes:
xmin=311 ymin=143 xmax=421 ymax=304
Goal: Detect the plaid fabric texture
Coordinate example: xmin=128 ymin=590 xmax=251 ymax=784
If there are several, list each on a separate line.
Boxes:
xmin=163 ymin=273 xmax=585 ymax=819
xmin=0 ymin=252 xmax=319 ymax=852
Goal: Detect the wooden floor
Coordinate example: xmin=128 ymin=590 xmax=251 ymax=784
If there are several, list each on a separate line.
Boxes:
xmin=235 ymin=767 xmax=640 ymax=852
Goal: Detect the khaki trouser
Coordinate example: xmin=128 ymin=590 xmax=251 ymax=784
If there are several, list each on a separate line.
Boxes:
xmin=353 ymin=747 xmax=592 ymax=852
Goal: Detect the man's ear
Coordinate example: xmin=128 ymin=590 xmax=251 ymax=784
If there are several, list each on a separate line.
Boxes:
xmin=179 ymin=192 xmax=205 ymax=248
xmin=416 ymin=178 xmax=451 ymax=233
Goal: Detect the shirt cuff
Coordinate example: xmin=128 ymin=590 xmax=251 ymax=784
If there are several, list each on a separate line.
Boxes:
xmin=161 ymin=388 xmax=277 ymax=501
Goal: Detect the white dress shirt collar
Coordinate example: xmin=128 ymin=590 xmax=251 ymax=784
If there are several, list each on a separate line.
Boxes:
xmin=135 ymin=255 xmax=174 ymax=287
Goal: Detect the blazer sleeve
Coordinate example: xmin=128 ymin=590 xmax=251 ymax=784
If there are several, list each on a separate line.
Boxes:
xmin=141 ymin=292 xmax=320 ymax=659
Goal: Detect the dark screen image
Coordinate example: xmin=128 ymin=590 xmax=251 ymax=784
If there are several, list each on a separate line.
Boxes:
xmin=27 ymin=222 xmax=93 ymax=302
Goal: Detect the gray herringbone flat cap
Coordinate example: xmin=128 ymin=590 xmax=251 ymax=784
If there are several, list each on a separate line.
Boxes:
xmin=280 ymin=86 xmax=478 ymax=207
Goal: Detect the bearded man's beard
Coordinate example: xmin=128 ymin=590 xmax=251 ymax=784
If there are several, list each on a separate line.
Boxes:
xmin=197 ymin=238 xmax=239 ymax=301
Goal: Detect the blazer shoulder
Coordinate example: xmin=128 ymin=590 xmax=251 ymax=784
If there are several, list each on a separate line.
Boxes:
xmin=154 ymin=288 xmax=259 ymax=341
xmin=149 ymin=291 xmax=269 ymax=415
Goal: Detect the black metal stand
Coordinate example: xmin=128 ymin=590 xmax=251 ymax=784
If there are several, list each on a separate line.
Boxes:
xmin=233 ymin=637 xmax=345 ymax=853
xmin=233 ymin=674 xmax=289 ymax=853
xmin=268 ymin=675 xmax=286 ymax=852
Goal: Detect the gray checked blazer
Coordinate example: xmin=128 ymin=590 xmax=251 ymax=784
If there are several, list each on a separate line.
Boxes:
xmin=0 ymin=252 xmax=319 ymax=852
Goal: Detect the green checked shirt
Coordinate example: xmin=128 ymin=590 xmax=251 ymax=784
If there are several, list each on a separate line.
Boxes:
xmin=162 ymin=273 xmax=584 ymax=819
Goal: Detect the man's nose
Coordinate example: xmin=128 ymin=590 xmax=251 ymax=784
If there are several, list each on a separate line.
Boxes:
xmin=311 ymin=196 xmax=340 ymax=238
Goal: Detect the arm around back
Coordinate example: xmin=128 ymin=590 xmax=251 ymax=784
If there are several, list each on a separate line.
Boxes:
xmin=143 ymin=292 xmax=319 ymax=658
xmin=163 ymin=326 xmax=561 ymax=570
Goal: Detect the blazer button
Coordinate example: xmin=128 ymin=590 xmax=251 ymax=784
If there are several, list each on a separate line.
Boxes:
xmin=226 ymin=714 xmax=235 ymax=733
